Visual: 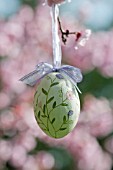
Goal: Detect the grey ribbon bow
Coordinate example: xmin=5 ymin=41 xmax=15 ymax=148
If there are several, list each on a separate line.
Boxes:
xmin=19 ymin=62 xmax=83 ymax=93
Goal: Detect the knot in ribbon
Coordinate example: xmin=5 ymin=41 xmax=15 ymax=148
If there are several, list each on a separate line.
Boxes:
xmin=20 ymin=62 xmax=83 ymax=93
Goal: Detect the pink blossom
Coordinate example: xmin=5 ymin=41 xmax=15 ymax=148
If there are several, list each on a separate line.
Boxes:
xmin=104 ymin=136 xmax=113 ymax=154
xmin=63 ymin=29 xmax=113 ymax=77
xmin=80 ymin=95 xmax=113 ymax=137
xmin=36 ymin=151 xmax=55 ymax=170
xmin=75 ymin=29 xmax=92 ymax=50
xmin=66 ymin=90 xmax=75 ymax=100
xmin=39 ymin=125 xmax=112 ymax=170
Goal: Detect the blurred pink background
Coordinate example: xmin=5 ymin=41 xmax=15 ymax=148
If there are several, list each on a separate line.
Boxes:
xmin=0 ymin=0 xmax=113 ymax=170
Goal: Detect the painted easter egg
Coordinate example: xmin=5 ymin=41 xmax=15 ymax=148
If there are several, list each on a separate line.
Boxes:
xmin=34 ymin=72 xmax=80 ymax=138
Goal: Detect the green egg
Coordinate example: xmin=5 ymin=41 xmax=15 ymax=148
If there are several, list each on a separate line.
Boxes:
xmin=34 ymin=72 xmax=80 ymax=138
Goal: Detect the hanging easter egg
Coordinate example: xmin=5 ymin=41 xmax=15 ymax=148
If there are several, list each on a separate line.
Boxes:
xmin=34 ymin=72 xmax=80 ymax=138
xmin=19 ymin=4 xmax=83 ymax=139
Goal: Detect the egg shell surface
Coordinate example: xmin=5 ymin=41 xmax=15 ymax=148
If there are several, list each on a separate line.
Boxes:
xmin=34 ymin=72 xmax=80 ymax=138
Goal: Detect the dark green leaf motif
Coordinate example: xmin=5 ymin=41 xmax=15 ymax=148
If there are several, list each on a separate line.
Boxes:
xmin=47 ymin=96 xmax=54 ymax=104
xmin=41 ymin=115 xmax=47 ymax=118
xmin=42 ymin=88 xmax=48 ymax=95
xmin=53 ymin=101 xmax=56 ymax=108
xmin=38 ymin=111 xmax=41 ymax=119
xmin=43 ymin=104 xmax=46 ymax=114
xmin=37 ymin=76 xmax=70 ymax=138
xmin=50 ymin=82 xmax=59 ymax=87
xmin=63 ymin=115 xmax=66 ymax=123
xmin=61 ymin=103 xmax=68 ymax=106
xmin=51 ymin=118 xmax=55 ymax=124
xmin=42 ymin=128 xmax=47 ymax=131
xmin=60 ymin=128 xmax=67 ymax=131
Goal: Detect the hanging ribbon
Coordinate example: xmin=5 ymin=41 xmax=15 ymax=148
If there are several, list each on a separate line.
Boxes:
xmin=51 ymin=4 xmax=62 ymax=68
xmin=19 ymin=4 xmax=83 ymax=93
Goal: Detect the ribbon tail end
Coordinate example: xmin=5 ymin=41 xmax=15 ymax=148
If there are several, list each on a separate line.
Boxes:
xmin=19 ymin=77 xmax=35 ymax=87
xmin=75 ymin=84 xmax=82 ymax=94
xmin=19 ymin=70 xmax=40 ymax=86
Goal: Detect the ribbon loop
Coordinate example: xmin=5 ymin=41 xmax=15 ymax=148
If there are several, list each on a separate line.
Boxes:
xmin=35 ymin=62 xmax=52 ymax=72
xmin=20 ymin=62 xmax=83 ymax=93
xmin=19 ymin=62 xmax=53 ymax=86
xmin=59 ymin=65 xmax=83 ymax=83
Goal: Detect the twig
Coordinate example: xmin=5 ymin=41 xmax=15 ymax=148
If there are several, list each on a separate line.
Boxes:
xmin=58 ymin=17 xmax=82 ymax=45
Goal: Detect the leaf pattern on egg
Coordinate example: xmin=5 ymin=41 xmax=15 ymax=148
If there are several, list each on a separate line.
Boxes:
xmin=34 ymin=72 xmax=80 ymax=138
